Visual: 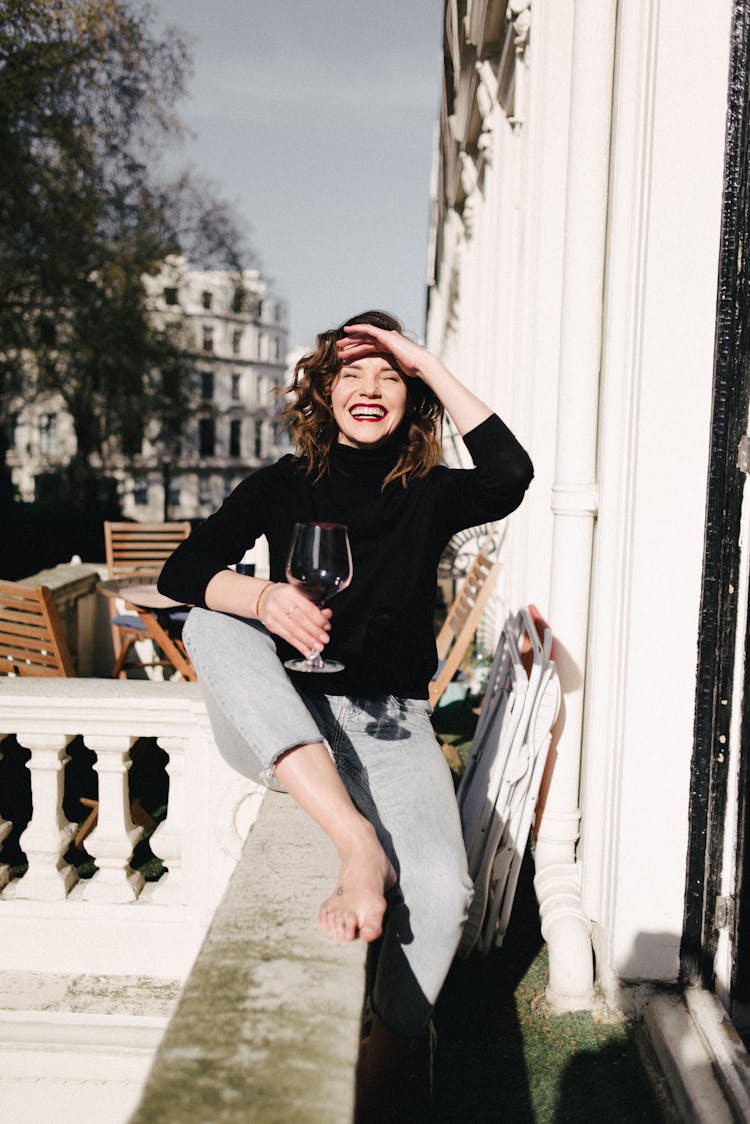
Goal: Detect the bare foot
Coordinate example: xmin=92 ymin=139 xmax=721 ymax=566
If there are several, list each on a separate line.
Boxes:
xmin=319 ymin=828 xmax=397 ymax=942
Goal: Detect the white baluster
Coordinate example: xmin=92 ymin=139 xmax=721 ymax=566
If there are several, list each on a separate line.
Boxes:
xmin=14 ymin=733 xmax=77 ymax=899
xmin=81 ymin=735 xmax=144 ymax=902
xmin=0 ymin=736 xmax=12 ymax=891
xmin=147 ymin=736 xmax=185 ymax=904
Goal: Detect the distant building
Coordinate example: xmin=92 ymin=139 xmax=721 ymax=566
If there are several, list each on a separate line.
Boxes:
xmin=6 ymin=260 xmax=290 ymax=522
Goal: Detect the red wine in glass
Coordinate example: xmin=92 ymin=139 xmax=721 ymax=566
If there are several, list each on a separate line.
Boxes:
xmin=283 ymin=522 xmax=353 ymax=673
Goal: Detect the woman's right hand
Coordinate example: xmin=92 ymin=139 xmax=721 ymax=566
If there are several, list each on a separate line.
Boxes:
xmin=256 ymin=581 xmax=332 ymax=658
xmin=204 ymin=570 xmax=332 ymax=660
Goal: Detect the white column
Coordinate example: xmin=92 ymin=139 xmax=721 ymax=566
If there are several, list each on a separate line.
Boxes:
xmin=533 ymin=0 xmax=618 ymax=1011
xmin=81 ymin=735 xmax=144 ymax=902
xmin=147 ymin=736 xmax=184 ymax=904
xmin=14 ymin=733 xmax=77 ymax=900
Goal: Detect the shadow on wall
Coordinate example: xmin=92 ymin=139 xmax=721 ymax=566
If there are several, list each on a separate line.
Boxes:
xmin=617 ymin=931 xmax=682 ymax=989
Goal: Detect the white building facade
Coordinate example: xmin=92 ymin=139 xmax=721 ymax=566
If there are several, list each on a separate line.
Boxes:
xmin=7 ymin=261 xmax=289 ymax=524
xmin=427 ymin=0 xmax=750 ymax=1063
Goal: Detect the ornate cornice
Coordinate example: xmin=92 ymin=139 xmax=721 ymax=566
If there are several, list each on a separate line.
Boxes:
xmin=507 ymin=0 xmax=531 ymax=53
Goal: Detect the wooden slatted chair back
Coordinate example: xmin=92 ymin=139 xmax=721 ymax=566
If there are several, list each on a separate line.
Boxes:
xmin=0 ymin=580 xmax=75 ymax=677
xmin=104 ymin=521 xmax=191 ymax=579
xmin=429 ymin=549 xmax=501 ymax=707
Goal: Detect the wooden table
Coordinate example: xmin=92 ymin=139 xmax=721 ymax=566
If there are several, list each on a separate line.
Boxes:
xmin=97 ymin=577 xmax=196 ymax=681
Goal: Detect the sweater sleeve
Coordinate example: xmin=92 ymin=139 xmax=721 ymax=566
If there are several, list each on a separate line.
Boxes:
xmin=437 ymin=413 xmax=534 ymax=537
xmin=157 ymin=462 xmax=281 ymax=607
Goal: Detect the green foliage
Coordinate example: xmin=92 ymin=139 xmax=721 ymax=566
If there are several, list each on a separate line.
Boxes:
xmin=0 ymin=0 xmax=251 ymax=506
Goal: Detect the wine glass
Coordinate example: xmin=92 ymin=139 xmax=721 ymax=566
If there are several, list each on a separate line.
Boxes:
xmin=283 ymin=522 xmax=353 ymax=673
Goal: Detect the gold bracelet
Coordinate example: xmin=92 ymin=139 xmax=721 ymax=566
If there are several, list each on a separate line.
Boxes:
xmin=255 ymin=581 xmax=277 ymax=622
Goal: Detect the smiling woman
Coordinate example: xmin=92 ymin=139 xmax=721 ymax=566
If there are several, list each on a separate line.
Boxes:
xmin=331 ymin=354 xmax=408 ymax=448
xmin=157 ymin=307 xmax=534 ymax=1120
xmin=287 ymin=310 xmax=444 ymax=486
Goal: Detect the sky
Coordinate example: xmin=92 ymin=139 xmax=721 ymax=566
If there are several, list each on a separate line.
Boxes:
xmin=150 ymin=0 xmax=444 ymax=350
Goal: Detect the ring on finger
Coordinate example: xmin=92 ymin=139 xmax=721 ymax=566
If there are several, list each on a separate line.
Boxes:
xmin=286 ymin=606 xmax=296 ymax=617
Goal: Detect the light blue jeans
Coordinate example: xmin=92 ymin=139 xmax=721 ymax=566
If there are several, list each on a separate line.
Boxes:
xmin=183 ymin=607 xmax=473 ymax=1037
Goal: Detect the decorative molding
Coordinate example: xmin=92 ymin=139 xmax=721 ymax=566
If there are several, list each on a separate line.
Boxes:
xmin=507 ymin=0 xmax=531 ymax=52
xmin=476 ymin=59 xmax=499 ymax=121
xmin=476 ymin=59 xmax=500 ymax=164
xmin=494 ymin=0 xmax=532 ymax=125
xmin=459 ymin=152 xmax=480 ymax=237
xmin=550 ymin=483 xmax=600 ymax=517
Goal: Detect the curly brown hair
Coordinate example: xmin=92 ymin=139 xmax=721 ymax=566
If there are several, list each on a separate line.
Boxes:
xmin=283 ymin=310 xmax=443 ymax=489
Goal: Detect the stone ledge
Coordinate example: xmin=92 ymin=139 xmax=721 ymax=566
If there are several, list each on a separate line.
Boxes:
xmin=0 ymin=970 xmax=180 ymax=1018
xmin=642 ymin=989 xmax=748 ymax=1123
xmin=130 ymin=791 xmax=366 ymax=1124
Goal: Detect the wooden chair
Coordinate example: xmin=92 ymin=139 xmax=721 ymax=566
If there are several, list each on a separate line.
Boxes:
xmin=0 ymin=580 xmax=76 ymax=677
xmin=103 ymin=521 xmax=191 ymax=679
xmin=429 ymin=548 xmax=501 ymax=708
xmin=0 ymin=582 xmax=98 ymax=845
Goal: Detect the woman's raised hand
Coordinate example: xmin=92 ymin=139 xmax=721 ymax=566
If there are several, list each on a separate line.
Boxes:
xmin=336 ymin=322 xmax=492 ymax=435
xmin=336 ymin=324 xmax=442 ymax=381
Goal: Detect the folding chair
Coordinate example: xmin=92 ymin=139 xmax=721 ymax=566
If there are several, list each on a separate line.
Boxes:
xmin=103 ymin=521 xmax=191 ymax=679
xmin=429 ymin=547 xmax=501 ymax=707
xmin=0 ymin=580 xmax=76 ymax=677
xmin=457 ymin=606 xmax=561 ymax=956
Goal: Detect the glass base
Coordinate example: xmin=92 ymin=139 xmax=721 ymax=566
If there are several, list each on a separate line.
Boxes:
xmin=284 ymin=657 xmax=345 ymax=674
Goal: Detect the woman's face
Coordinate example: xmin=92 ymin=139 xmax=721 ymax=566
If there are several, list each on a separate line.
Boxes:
xmin=330 ymin=354 xmax=408 ymax=449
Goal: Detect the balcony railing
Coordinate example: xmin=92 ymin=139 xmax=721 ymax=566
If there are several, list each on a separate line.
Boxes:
xmin=0 ymin=679 xmax=264 ymax=979
xmin=0 ymin=563 xmax=365 ymax=1120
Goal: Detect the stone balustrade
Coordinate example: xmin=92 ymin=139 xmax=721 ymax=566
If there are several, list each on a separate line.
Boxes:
xmin=0 ymin=679 xmax=264 ymax=979
xmin=0 ymin=563 xmax=366 ymax=1120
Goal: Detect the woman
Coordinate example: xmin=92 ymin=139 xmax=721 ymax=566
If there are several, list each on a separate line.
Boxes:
xmin=158 ymin=310 xmax=533 ymax=1119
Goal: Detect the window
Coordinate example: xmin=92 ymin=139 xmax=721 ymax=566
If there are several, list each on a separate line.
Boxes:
xmin=232 ymin=289 xmax=244 ymax=313
xmin=200 ymin=370 xmax=214 ymax=401
xmin=232 ymin=329 xmax=242 ymax=356
xmin=199 ymin=417 xmax=215 ymax=457
xmin=273 ymin=302 xmax=283 ymax=323
xmin=9 ymin=411 xmax=20 ymax=450
xmin=168 ymin=476 xmax=181 ymax=507
xmin=164 ymin=287 xmax=178 ymax=306
xmin=39 ymin=413 xmax=57 ymax=456
xmin=271 ymin=336 xmax=281 ymax=361
xmin=198 ymin=475 xmax=211 ymax=504
xmin=133 ymin=477 xmax=148 ymax=506
xmin=202 ymin=325 xmax=214 ymax=352
xmin=201 ymin=290 xmax=213 ymax=310
xmin=231 ymin=372 xmax=241 ymax=400
xmin=254 ymin=419 xmax=263 ymax=459
xmin=255 ymin=372 xmax=264 ymax=402
xmin=230 ymin=419 xmax=241 ymax=457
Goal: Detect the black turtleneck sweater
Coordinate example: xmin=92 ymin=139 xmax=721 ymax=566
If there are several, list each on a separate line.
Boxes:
xmin=158 ymin=414 xmax=533 ymax=698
